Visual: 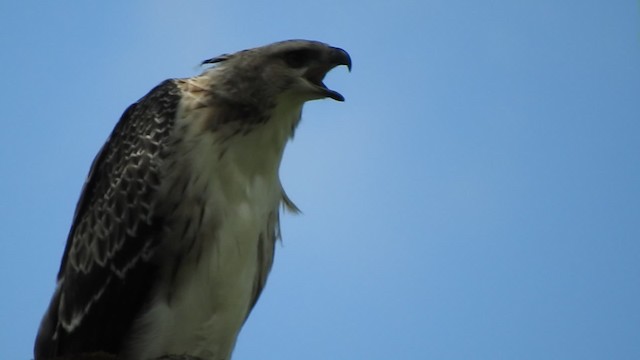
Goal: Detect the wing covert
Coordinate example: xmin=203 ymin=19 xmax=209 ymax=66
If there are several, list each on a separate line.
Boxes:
xmin=35 ymin=79 xmax=183 ymax=357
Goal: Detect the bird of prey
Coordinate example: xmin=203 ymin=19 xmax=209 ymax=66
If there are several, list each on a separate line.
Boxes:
xmin=34 ymin=40 xmax=351 ymax=360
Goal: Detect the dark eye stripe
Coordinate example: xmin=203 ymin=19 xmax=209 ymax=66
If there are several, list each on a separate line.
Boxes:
xmin=283 ymin=49 xmax=315 ymax=68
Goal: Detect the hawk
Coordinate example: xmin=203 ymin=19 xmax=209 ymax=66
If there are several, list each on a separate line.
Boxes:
xmin=35 ymin=40 xmax=351 ymax=360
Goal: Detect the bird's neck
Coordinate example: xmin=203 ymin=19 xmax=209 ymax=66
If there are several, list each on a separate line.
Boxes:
xmin=221 ymin=98 xmax=303 ymax=178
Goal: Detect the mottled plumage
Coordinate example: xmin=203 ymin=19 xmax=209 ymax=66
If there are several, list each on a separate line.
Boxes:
xmin=35 ymin=40 xmax=350 ymax=360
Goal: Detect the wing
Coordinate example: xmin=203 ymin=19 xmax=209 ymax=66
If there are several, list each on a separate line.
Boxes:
xmin=35 ymin=80 xmax=182 ymax=358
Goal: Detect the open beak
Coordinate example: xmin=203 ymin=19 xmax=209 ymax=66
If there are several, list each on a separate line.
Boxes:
xmin=305 ymin=47 xmax=352 ymax=101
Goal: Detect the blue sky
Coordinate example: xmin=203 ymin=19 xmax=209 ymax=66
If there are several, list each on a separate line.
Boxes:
xmin=1 ymin=1 xmax=639 ymax=359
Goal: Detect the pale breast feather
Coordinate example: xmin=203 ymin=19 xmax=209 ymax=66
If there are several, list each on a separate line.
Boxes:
xmin=118 ymin=79 xmax=288 ymax=359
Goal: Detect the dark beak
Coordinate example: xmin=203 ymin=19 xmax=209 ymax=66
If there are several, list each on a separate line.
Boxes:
xmin=330 ymin=47 xmax=352 ymax=72
xmin=308 ymin=46 xmax=351 ymax=102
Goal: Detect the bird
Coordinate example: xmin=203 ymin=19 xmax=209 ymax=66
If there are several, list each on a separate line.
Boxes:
xmin=34 ymin=39 xmax=351 ymax=360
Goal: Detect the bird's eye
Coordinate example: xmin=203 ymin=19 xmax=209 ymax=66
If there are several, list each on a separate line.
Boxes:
xmin=283 ymin=49 xmax=313 ymax=68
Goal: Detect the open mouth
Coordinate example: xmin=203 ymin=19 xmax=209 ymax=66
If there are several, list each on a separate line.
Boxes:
xmin=305 ymin=47 xmax=351 ymax=102
xmin=306 ymin=67 xmax=346 ymax=102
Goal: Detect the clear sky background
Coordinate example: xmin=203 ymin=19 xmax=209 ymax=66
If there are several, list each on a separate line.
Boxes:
xmin=1 ymin=1 xmax=639 ymax=359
